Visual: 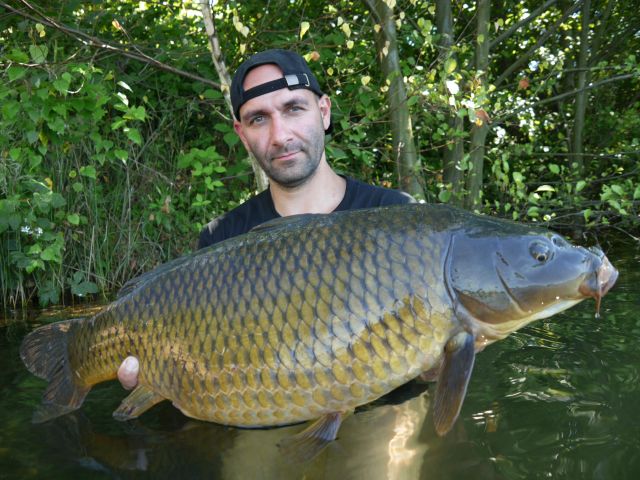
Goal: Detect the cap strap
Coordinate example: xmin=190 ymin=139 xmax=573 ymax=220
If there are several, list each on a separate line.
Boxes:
xmin=242 ymin=74 xmax=311 ymax=103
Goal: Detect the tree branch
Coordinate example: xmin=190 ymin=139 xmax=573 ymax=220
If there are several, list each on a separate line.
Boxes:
xmin=2 ymin=0 xmax=220 ymax=89
xmin=196 ymin=0 xmax=268 ymax=192
xmin=494 ymin=1 xmax=581 ymax=88
xmin=490 ymin=0 xmax=558 ymax=49
xmin=496 ymin=72 xmax=639 ymax=123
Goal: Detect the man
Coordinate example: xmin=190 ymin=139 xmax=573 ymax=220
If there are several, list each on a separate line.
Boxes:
xmin=117 ymin=49 xmax=414 ymax=390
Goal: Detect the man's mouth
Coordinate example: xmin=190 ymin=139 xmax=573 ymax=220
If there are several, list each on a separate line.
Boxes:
xmin=272 ymin=150 xmax=300 ymax=162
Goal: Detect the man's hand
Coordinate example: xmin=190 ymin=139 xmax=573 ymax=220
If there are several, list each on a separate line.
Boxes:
xmin=117 ymin=356 xmax=140 ymax=390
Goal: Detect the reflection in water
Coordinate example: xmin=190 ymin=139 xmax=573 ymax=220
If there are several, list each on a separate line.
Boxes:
xmin=33 ymin=382 xmax=502 ymax=479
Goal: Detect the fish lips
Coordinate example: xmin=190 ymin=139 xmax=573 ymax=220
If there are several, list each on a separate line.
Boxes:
xmin=578 ymin=249 xmax=618 ymax=315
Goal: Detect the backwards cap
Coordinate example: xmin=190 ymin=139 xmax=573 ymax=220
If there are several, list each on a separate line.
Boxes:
xmin=230 ymin=49 xmax=331 ymax=133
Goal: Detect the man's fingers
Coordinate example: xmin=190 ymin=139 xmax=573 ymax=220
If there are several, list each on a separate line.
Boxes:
xmin=117 ymin=356 xmax=140 ymax=390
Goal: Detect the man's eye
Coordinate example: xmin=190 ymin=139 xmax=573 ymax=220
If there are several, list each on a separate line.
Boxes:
xmin=249 ymin=115 xmax=264 ymax=125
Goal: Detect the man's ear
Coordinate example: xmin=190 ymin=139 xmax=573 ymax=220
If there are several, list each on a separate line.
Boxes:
xmin=318 ymin=95 xmax=331 ymax=131
xmin=233 ymin=120 xmax=250 ymax=151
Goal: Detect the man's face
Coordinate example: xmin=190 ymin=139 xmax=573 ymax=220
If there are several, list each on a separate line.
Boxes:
xmin=234 ymin=64 xmax=331 ymax=188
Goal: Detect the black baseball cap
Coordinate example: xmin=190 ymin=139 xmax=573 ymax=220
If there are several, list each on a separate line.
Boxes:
xmin=230 ymin=49 xmax=332 ymax=133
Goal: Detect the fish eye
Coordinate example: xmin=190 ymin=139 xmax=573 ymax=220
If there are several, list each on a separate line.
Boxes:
xmin=529 ymin=241 xmax=551 ymax=263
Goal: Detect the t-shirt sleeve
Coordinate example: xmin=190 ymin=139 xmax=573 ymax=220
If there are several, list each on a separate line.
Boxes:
xmin=339 ymin=177 xmax=416 ymax=210
xmin=197 ymin=189 xmax=278 ymax=250
xmin=197 ymin=214 xmax=232 ymax=249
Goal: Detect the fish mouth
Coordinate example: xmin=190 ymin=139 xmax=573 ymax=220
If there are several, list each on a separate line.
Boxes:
xmin=578 ymin=250 xmax=618 ymax=316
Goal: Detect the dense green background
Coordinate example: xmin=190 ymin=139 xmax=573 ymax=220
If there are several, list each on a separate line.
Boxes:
xmin=1 ymin=0 xmax=638 ymax=307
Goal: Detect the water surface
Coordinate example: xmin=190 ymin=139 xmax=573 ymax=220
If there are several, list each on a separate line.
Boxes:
xmin=1 ymin=237 xmax=638 ymax=479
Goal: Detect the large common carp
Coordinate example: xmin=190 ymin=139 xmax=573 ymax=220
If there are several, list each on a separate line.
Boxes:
xmin=21 ymin=204 xmax=617 ymax=450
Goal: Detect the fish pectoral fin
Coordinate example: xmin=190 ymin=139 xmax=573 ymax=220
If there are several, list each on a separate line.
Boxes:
xmin=277 ymin=412 xmax=345 ymax=463
xmin=433 ymin=330 xmax=476 ymax=436
xmin=113 ymin=385 xmax=165 ymax=421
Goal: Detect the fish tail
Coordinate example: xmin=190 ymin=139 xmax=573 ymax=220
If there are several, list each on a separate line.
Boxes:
xmin=20 ymin=318 xmax=91 ymax=423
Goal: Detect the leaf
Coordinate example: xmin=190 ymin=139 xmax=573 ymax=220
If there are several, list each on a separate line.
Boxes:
xmin=444 ymin=58 xmax=457 ymax=74
xmin=125 ymin=127 xmax=142 ymax=145
xmin=535 ymin=185 xmax=555 ymax=193
xmin=118 ymin=80 xmax=133 ymax=92
xmin=124 ymin=106 xmax=146 ymax=121
xmin=611 ymin=184 xmax=624 ymax=196
xmin=8 ymin=66 xmax=27 ymax=82
xmin=300 ymin=21 xmax=310 ymax=39
xmin=50 ymin=193 xmax=66 ymax=208
xmin=445 ymin=80 xmax=459 ymax=95
xmin=438 ymin=190 xmax=451 ymax=203
xmin=38 ymin=281 xmax=60 ymax=306
xmin=116 ymin=92 xmax=129 ymax=106
xmin=223 ymin=132 xmax=239 ymax=147
xmin=29 ymin=44 xmax=48 ymax=64
xmin=575 ymin=180 xmax=586 ymax=192
xmin=67 ymin=213 xmax=80 ymax=225
xmin=341 ymin=23 xmax=351 ymax=38
xmin=72 ymin=281 xmax=99 ymax=297
xmin=203 ymin=89 xmax=222 ymax=100
xmin=80 ymin=165 xmax=97 ymax=179
xmin=41 ymin=245 xmax=61 ymax=262
xmin=8 ymin=48 xmax=29 ymax=62
xmin=114 ymin=149 xmax=129 ymax=163
xmin=548 ymin=163 xmax=560 ymax=174
xmin=26 ymin=131 xmax=39 ymax=144
xmin=2 ymin=100 xmax=20 ymax=121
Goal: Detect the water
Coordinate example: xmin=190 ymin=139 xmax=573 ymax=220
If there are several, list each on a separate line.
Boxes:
xmin=1 ymin=238 xmax=638 ymax=479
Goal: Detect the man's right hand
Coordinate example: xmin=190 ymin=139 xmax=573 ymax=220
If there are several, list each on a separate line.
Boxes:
xmin=117 ymin=356 xmax=140 ymax=390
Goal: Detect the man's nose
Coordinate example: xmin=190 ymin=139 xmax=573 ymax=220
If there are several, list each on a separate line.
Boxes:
xmin=269 ymin=115 xmax=293 ymax=146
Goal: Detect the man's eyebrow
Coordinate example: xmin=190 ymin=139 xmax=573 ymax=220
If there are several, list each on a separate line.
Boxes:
xmin=282 ymin=95 xmax=310 ymax=108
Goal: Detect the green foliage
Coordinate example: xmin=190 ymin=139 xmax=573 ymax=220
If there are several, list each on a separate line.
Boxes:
xmin=1 ymin=0 xmax=638 ymax=308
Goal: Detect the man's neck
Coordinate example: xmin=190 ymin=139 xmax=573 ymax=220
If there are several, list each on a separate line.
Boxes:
xmin=269 ymin=160 xmax=347 ymax=217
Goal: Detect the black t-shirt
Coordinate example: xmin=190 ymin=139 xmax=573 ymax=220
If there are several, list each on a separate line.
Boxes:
xmin=197 ymin=176 xmax=414 ymax=249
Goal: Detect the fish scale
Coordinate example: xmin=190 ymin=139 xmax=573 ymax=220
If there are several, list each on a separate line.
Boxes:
xmin=21 ymin=203 xmax=616 ymax=445
xmin=80 ymin=207 xmax=452 ymax=426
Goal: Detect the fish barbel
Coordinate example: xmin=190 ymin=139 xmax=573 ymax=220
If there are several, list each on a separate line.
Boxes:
xmin=21 ymin=204 xmax=617 ymax=450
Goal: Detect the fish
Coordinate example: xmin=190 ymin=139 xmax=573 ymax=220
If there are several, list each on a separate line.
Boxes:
xmin=20 ymin=204 xmax=617 ymax=454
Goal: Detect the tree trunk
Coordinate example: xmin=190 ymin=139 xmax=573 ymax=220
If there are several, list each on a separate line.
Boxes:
xmin=198 ymin=1 xmax=269 ymax=192
xmin=464 ymin=0 xmax=491 ymax=210
xmin=570 ymin=0 xmax=592 ymax=176
xmin=365 ymin=0 xmax=424 ymax=198
xmin=436 ymin=0 xmax=465 ymax=205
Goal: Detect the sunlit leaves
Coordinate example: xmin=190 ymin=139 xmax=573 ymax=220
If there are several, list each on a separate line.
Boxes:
xmin=300 ymin=21 xmax=310 ymax=39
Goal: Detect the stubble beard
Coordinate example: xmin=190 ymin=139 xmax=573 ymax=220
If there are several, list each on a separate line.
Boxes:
xmin=255 ymin=128 xmax=326 ymax=189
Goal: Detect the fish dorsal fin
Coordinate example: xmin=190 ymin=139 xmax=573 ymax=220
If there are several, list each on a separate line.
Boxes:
xmin=249 ymin=213 xmax=323 ymax=235
xmin=433 ymin=330 xmax=476 ymax=436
